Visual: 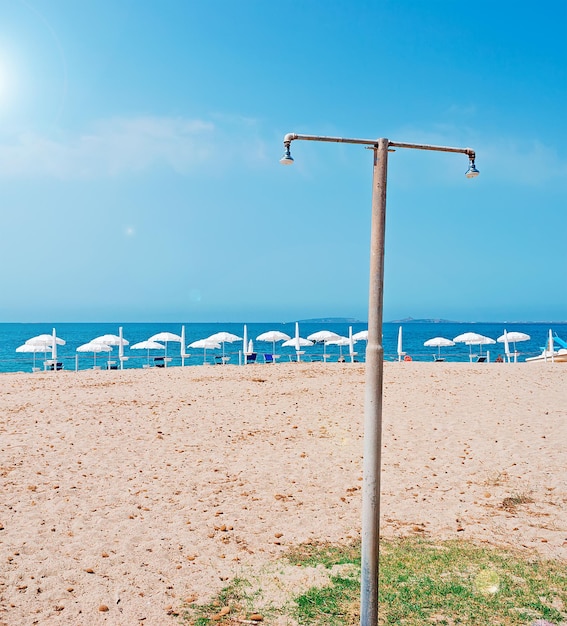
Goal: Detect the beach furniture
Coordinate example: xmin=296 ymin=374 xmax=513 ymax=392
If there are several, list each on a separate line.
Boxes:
xmin=44 ymin=360 xmax=64 ymax=371
xmin=245 ymin=353 xmax=257 ymax=364
xmin=263 ymin=354 xmax=275 ymax=364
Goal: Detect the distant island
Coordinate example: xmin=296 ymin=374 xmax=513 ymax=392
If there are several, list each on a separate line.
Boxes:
xmin=387 ymin=317 xmax=461 ymax=324
xmin=295 ymin=317 xmax=364 ymax=324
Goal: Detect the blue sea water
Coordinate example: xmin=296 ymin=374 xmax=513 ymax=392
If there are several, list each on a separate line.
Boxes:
xmin=1 ymin=321 xmax=565 ymax=374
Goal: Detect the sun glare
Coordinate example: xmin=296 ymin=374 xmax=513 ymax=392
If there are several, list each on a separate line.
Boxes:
xmin=0 ymin=63 xmax=6 ymax=99
xmin=0 ymin=58 xmax=15 ymax=107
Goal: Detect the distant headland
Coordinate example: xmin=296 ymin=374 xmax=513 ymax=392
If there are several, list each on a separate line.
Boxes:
xmin=387 ymin=317 xmax=460 ymax=324
xmin=295 ymin=317 xmax=364 ymax=324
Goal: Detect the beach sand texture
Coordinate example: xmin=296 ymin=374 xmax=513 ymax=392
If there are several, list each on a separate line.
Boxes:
xmin=1 ymin=363 xmax=566 ymax=625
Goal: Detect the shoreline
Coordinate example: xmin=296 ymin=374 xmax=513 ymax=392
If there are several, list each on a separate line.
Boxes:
xmin=1 ymin=363 xmax=565 ymax=624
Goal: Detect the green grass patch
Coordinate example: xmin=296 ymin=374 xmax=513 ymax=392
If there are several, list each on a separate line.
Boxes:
xmin=178 ymin=538 xmax=567 ymax=626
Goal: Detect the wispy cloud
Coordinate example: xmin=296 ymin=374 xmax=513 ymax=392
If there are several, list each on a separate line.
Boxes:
xmin=481 ymin=138 xmax=567 ymax=185
xmin=389 ymin=123 xmax=567 ymax=186
xmin=0 ymin=115 xmax=268 ymax=179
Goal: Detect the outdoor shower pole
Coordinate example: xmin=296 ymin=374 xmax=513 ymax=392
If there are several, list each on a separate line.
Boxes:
xmin=280 ymin=133 xmax=478 ymax=626
xmin=361 ymin=137 xmax=389 ymax=625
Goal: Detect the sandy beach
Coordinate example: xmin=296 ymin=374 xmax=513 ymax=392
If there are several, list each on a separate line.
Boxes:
xmin=1 ymin=362 xmax=565 ymax=625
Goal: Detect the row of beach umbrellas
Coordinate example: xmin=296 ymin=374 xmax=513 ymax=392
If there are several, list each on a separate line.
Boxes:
xmin=16 ymin=326 xmax=533 ymax=369
xmin=16 ymin=324 xmax=367 ymax=369
xmin=424 ymin=331 xmax=531 ymax=361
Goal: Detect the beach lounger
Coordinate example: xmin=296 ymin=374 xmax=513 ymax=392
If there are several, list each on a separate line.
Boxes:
xmin=245 ymin=353 xmax=257 ymax=364
xmin=154 ymin=357 xmax=165 ymax=368
xmin=45 ymin=360 xmax=64 ymax=371
xmin=263 ymin=354 xmax=274 ymax=364
xmin=476 ymin=356 xmax=487 ymax=363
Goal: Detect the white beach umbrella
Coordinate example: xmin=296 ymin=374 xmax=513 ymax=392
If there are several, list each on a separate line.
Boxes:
xmin=16 ymin=343 xmax=50 ymax=370
xmin=148 ymin=332 xmax=182 ymax=359
xmin=307 ymin=330 xmax=340 ymax=343
xmin=282 ymin=322 xmax=314 ymax=359
xmin=207 ymin=331 xmax=242 ymax=343
xmin=497 ymin=331 xmax=530 ymax=361
xmin=256 ymin=330 xmax=291 ymax=359
xmin=453 ymin=332 xmax=496 ymax=360
xmin=180 ymin=326 xmax=190 ymax=365
xmin=453 ymin=332 xmax=493 ymax=344
xmin=92 ymin=333 xmax=129 ymax=347
xmin=188 ymin=338 xmax=221 ymax=364
xmin=206 ymin=331 xmax=242 ymax=359
xmin=148 ymin=332 xmax=182 ymax=343
xmin=118 ymin=326 xmax=127 ymax=368
xmin=282 ymin=337 xmax=314 ymax=348
xmin=326 ymin=336 xmax=350 ymax=358
xmin=282 ymin=334 xmax=314 ymax=361
xmin=502 ymin=329 xmax=511 ymax=362
xmin=423 ymin=336 xmax=455 ymax=359
xmin=548 ymin=328 xmax=555 ymax=361
xmin=131 ymin=340 xmax=166 ymax=365
xmin=352 ymin=330 xmax=368 ymax=341
xmin=348 ymin=326 xmax=357 ymax=363
xmin=243 ymin=325 xmax=249 ymax=357
xmin=497 ymin=331 xmax=530 ymax=344
xmin=397 ymin=326 xmax=405 ymax=361
xmin=51 ymin=328 xmax=58 ymax=361
xmin=91 ymin=332 xmax=130 ymax=369
xmin=76 ymin=341 xmax=112 ymax=367
xmin=282 ymin=337 xmax=313 ymax=362
xmin=25 ymin=330 xmax=66 ymax=366
xmin=307 ymin=330 xmax=340 ymax=362
xmin=25 ymin=332 xmax=66 ymax=348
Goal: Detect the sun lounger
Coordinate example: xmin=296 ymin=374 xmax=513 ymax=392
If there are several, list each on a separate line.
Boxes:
xmin=44 ymin=360 xmax=64 ymax=371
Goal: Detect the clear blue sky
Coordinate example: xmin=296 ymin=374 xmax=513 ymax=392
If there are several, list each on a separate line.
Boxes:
xmin=1 ymin=0 xmax=565 ymax=323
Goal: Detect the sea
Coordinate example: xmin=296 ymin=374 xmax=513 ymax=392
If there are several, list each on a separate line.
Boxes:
xmin=1 ymin=320 xmax=565 ymax=374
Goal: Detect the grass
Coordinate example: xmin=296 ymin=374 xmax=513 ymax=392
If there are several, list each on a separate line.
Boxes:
xmin=179 ymin=576 xmax=265 ymax=625
xmin=178 ymin=538 xmax=567 ymax=626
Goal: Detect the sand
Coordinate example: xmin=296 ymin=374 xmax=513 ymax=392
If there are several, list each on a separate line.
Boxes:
xmin=0 ymin=362 xmax=565 ymax=625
